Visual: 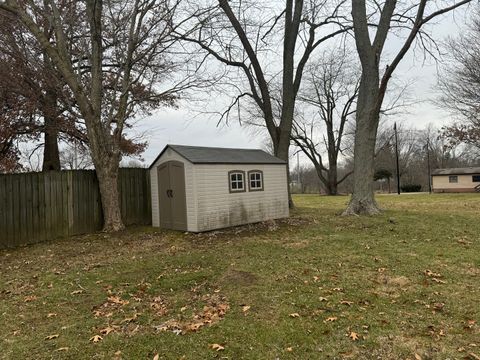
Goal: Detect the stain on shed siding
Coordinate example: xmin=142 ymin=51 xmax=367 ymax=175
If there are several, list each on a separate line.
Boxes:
xmin=194 ymin=164 xmax=288 ymax=232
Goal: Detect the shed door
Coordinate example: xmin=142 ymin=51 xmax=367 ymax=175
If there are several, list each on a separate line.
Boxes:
xmin=157 ymin=161 xmax=187 ymax=231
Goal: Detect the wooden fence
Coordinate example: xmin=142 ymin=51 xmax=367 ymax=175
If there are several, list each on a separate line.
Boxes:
xmin=0 ymin=168 xmax=151 ymax=249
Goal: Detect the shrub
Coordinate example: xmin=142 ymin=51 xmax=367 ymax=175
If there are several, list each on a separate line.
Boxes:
xmin=401 ymin=184 xmax=422 ymax=192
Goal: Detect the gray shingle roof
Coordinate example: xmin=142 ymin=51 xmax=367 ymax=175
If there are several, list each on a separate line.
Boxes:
xmin=432 ymin=167 xmax=480 ymax=176
xmin=150 ymin=145 xmax=286 ymax=168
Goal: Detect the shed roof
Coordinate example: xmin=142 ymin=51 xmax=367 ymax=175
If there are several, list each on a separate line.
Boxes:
xmin=150 ymin=145 xmax=286 ymax=168
xmin=432 ymin=167 xmax=480 ymax=176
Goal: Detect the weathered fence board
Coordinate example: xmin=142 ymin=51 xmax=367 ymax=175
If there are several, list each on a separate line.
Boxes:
xmin=0 ymin=168 xmax=151 ymax=249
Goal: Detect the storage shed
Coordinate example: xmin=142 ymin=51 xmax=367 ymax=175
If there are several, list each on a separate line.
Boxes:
xmin=149 ymin=145 xmax=289 ymax=232
xmin=432 ymin=167 xmax=480 ymax=193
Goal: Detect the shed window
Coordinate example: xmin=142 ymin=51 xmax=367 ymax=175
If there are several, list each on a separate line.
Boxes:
xmin=229 ymin=171 xmax=245 ymax=192
xmin=248 ymin=170 xmax=264 ymax=191
xmin=473 ymin=175 xmax=480 ymax=182
xmin=449 ymin=175 xmax=458 ymax=183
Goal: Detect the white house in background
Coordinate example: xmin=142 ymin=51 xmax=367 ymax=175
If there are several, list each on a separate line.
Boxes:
xmin=149 ymin=145 xmax=289 ymax=232
xmin=432 ymin=167 xmax=480 ymax=193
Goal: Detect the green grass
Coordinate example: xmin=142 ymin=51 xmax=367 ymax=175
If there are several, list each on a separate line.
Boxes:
xmin=1 ymin=194 xmax=479 ymax=359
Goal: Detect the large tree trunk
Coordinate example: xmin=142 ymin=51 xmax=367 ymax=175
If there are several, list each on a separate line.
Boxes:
xmin=86 ymin=0 xmax=124 ymax=232
xmin=95 ymin=157 xmax=124 ymax=231
xmin=274 ymin=137 xmax=294 ymax=209
xmin=42 ymin=88 xmax=60 ymax=171
xmin=326 ymin=166 xmax=338 ymax=195
xmin=343 ymin=76 xmax=382 ymax=215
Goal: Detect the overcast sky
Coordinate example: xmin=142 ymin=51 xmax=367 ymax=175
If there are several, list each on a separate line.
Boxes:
xmin=131 ymin=8 xmax=470 ymax=167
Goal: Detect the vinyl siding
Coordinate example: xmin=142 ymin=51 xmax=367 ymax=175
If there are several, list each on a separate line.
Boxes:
xmin=432 ymin=174 xmax=480 ymax=192
xmin=193 ymin=164 xmax=289 ymax=232
xmin=150 ymin=149 xmax=197 ymax=231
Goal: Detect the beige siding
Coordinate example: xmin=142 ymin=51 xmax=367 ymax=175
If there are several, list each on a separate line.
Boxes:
xmin=193 ymin=164 xmax=289 ymax=232
xmin=150 ymin=149 xmax=197 ymax=231
xmin=432 ymin=174 xmax=480 ymax=192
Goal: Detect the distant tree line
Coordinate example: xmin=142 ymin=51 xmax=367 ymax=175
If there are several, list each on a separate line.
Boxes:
xmin=291 ymin=122 xmax=480 ymax=195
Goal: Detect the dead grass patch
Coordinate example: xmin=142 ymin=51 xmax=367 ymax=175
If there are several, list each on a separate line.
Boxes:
xmin=220 ymin=269 xmax=259 ymax=286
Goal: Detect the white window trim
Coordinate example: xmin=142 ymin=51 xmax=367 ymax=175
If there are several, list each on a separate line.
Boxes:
xmin=228 ymin=170 xmax=246 ymax=193
xmin=248 ymin=170 xmax=264 ymax=191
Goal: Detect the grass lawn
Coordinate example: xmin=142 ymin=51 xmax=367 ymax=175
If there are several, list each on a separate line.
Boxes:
xmin=1 ymin=194 xmax=479 ymax=359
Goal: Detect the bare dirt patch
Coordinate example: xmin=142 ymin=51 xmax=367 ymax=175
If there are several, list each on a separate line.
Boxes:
xmin=375 ymin=274 xmax=412 ymax=297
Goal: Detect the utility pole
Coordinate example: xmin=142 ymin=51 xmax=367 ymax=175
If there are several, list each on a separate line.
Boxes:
xmin=297 ymin=152 xmax=301 ymax=193
xmin=394 ymin=122 xmax=400 ymax=195
xmin=426 ymin=138 xmax=432 ymax=193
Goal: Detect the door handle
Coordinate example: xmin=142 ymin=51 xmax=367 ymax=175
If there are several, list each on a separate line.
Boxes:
xmin=166 ymin=189 xmax=173 ymax=198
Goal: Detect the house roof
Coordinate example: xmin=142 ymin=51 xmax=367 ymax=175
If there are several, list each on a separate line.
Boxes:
xmin=149 ymin=145 xmax=286 ymax=168
xmin=432 ymin=167 xmax=480 ymax=176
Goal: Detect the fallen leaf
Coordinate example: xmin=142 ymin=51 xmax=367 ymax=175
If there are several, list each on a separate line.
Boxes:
xmin=415 ymin=353 xmax=422 ymax=360
xmin=242 ymin=305 xmax=251 ymax=312
xmin=71 ymin=289 xmax=83 ymax=295
xmin=319 ymin=297 xmax=328 ymax=302
xmin=349 ymin=332 xmax=359 ymax=341
xmin=286 ymin=347 xmax=293 ymax=352
xmin=424 ymin=270 xmax=442 ymax=278
xmin=47 ymin=313 xmax=57 ymax=318
xmin=99 ymin=326 xmax=117 ymax=335
xmin=55 ymin=347 xmax=69 ymax=352
xmin=24 ymin=295 xmax=37 ymax=302
xmin=289 ymin=313 xmax=300 ymax=318
xmin=209 ymin=343 xmax=225 ymax=351
xmin=469 ymin=353 xmax=480 ymax=360
xmin=45 ymin=334 xmax=59 ymax=340
xmin=89 ymin=335 xmax=103 ymax=343
xmin=324 ymin=317 xmax=338 ymax=323
xmin=340 ymin=300 xmax=354 ymax=306
xmin=153 ymin=354 xmax=159 ymax=360
xmin=121 ymin=313 xmax=138 ymax=323
xmin=108 ymin=296 xmax=129 ymax=306
xmin=184 ymin=322 xmax=204 ymax=332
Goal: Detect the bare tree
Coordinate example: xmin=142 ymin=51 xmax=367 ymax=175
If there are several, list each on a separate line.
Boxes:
xmin=60 ymin=141 xmax=94 ymax=170
xmin=438 ymin=11 xmax=480 ymax=151
xmin=176 ymin=0 xmax=352 ymax=207
xmin=292 ymin=48 xmax=358 ymax=195
xmin=343 ymin=0 xmax=473 ymax=215
xmin=0 ymin=0 xmax=183 ymax=230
